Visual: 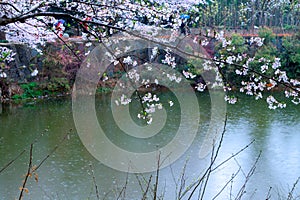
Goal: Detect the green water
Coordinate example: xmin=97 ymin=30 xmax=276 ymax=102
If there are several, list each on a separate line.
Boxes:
xmin=0 ymin=92 xmax=299 ymax=199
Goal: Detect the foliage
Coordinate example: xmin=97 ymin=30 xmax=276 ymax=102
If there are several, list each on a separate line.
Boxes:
xmin=249 ymin=45 xmax=278 ymax=77
xmin=281 ymin=32 xmax=300 ymax=79
xmin=0 ymin=1 xmax=299 ymax=199
xmin=212 ymin=28 xmax=298 ymax=108
xmin=11 ymin=78 xmax=71 ymax=100
xmin=258 ymin=27 xmax=275 ymax=45
xmin=96 ymin=86 xmax=113 ymax=94
xmin=185 ymin=0 xmax=300 ymax=29
xmin=215 ymin=33 xmax=250 ymax=86
xmin=12 ymin=82 xmax=43 ymax=99
xmin=42 ymin=42 xmax=84 ymax=79
xmin=0 ymin=0 xmax=299 ymax=109
xmin=42 ymin=77 xmax=70 ymax=93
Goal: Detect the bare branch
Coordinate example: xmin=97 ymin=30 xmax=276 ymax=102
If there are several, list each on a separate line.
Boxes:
xmin=34 ymin=129 xmax=72 ymax=171
xmin=287 ymin=177 xmax=300 ymax=200
xmin=234 ymin=151 xmax=262 ymax=200
xmin=153 ymin=152 xmax=161 ymax=200
xmin=211 ymin=139 xmax=255 ymax=172
xmin=0 ymin=149 xmax=26 ymax=174
xmin=212 ymin=168 xmax=241 ymax=200
xmin=142 ymin=175 xmax=153 ymax=200
xmin=0 ymin=129 xmax=47 ymax=174
xmin=116 ymin=171 xmax=129 ymax=200
xmin=266 ymin=187 xmax=272 ymax=200
xmin=186 ymin=114 xmax=228 ymax=200
xmin=89 ymin=163 xmax=100 ymax=200
xmin=18 ymin=144 xmax=33 ymax=200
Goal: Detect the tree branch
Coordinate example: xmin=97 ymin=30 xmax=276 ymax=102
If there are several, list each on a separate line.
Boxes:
xmin=0 ymin=2 xmax=21 ymax=13
xmin=18 ymin=144 xmax=33 ymax=200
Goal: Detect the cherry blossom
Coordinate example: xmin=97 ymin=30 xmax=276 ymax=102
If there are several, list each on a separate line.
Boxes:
xmin=0 ymin=0 xmax=299 ymax=120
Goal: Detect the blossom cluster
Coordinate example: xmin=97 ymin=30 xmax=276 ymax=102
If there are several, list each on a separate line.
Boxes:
xmin=210 ymin=29 xmax=300 ymax=108
xmin=0 ymin=46 xmax=15 ymax=63
xmin=0 ymin=46 xmax=16 ymax=78
xmin=266 ymin=95 xmax=286 ymax=109
xmin=0 ymin=0 xmax=299 ymax=125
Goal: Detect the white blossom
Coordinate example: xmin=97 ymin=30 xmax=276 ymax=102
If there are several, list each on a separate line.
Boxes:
xmin=201 ymin=39 xmax=209 ymax=46
xmin=31 ymin=69 xmax=38 ymax=77
xmin=226 ymin=56 xmax=235 ymax=64
xmin=272 ymin=58 xmax=281 ymax=69
xmin=0 ymin=47 xmax=15 ymax=63
xmin=260 ymin=64 xmax=268 ymax=73
xmin=195 ymin=83 xmax=206 ymax=92
xmin=150 ymin=47 xmax=159 ymax=60
xmin=224 ymin=95 xmax=237 ymax=104
xmin=182 ymin=70 xmax=196 ymax=79
xmin=162 ymin=52 xmax=176 ymax=68
xmin=127 ymin=69 xmax=140 ymax=82
xmin=290 ymin=79 xmax=300 ymax=86
xmin=0 ymin=72 xmax=7 ymax=78
xmin=120 ymin=94 xmax=131 ymax=105
xmin=85 ymin=42 xmax=92 ymax=47
xmin=123 ymin=56 xmax=133 ymax=65
xmin=147 ymin=117 xmax=153 ymax=125
xmin=266 ymin=95 xmax=286 ymax=109
xmin=250 ymin=37 xmax=264 ymax=46
xmin=255 ymin=92 xmax=263 ymax=100
xmin=275 ymin=69 xmax=288 ymax=82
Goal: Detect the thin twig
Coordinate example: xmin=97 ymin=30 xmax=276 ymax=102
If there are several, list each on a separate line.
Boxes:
xmin=89 ymin=163 xmax=100 ymax=200
xmin=99 ymin=40 xmax=149 ymax=118
xmin=0 ymin=2 xmax=21 ymax=13
xmin=0 ymin=149 xmax=26 ymax=174
xmin=18 ymin=144 xmax=33 ymax=200
xmin=212 ymin=168 xmax=241 ymax=200
xmin=287 ymin=177 xmax=300 ymax=200
xmin=135 ymin=173 xmax=145 ymax=194
xmin=142 ymin=175 xmax=153 ymax=200
xmin=249 ymin=188 xmax=257 ymax=199
xmin=0 ymin=129 xmax=48 ymax=174
xmin=38 ymin=20 xmax=82 ymax=62
xmin=187 ymin=115 xmax=228 ymax=200
xmin=199 ymin=142 xmax=216 ymax=200
xmin=135 ymin=172 xmax=152 ymax=199
xmin=211 ymin=139 xmax=255 ymax=172
xmin=116 ymin=171 xmax=129 ymax=200
xmin=230 ymin=172 xmax=234 ymax=200
xmin=234 ymin=151 xmax=261 ymax=200
xmin=34 ymin=129 xmax=72 ymax=171
xmin=266 ymin=187 xmax=272 ymax=200
xmin=178 ymin=159 xmax=189 ymax=199
xmin=181 ymin=129 xmax=254 ymax=200
xmin=154 ymin=152 xmax=161 ymax=200
xmin=233 ymin=157 xmax=247 ymax=177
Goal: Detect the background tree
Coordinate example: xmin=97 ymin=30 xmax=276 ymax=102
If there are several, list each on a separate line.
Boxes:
xmin=0 ymin=0 xmax=299 ymax=108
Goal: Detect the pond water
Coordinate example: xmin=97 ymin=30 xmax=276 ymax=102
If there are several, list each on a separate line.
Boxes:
xmin=0 ymin=92 xmax=299 ymax=199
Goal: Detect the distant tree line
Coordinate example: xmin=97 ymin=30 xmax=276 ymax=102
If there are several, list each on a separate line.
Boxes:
xmin=183 ymin=0 xmax=299 ymax=31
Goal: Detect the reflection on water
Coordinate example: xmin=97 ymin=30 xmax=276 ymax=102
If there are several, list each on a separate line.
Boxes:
xmin=0 ymin=92 xmax=299 ymax=199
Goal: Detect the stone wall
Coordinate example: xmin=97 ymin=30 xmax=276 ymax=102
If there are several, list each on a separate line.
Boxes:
xmin=0 ymin=40 xmax=94 ymax=101
xmin=0 ymin=43 xmax=43 ymax=82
